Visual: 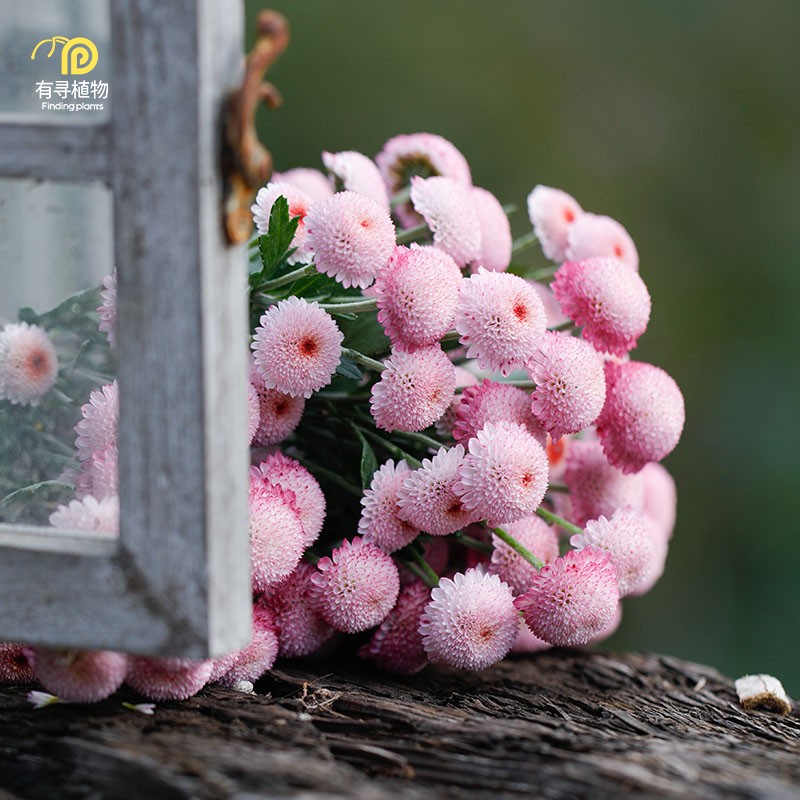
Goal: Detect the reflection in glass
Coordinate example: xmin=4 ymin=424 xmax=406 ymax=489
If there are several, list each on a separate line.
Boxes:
xmin=0 ymin=178 xmax=116 ymax=532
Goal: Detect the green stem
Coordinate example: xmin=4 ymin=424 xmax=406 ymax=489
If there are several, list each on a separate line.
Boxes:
xmin=510 ymin=231 xmax=538 ymax=257
xmin=548 ymin=483 xmax=569 ymax=493
xmin=452 ymin=531 xmax=493 ymax=554
xmin=356 ymin=426 xmax=422 ymax=468
xmin=341 ymin=347 xmax=385 ymax=373
xmin=396 ymin=221 xmax=430 ymax=245
xmin=491 ymin=526 xmax=544 ymax=569
xmin=498 ymin=379 xmax=536 ymax=390
xmin=527 ymin=266 xmax=557 ymax=282
xmin=548 ymin=320 xmax=575 ymax=333
xmin=393 ymin=430 xmax=443 ymax=452
xmin=502 ymin=202 xmax=518 ymax=217
xmin=439 ymin=330 xmax=461 ymax=344
xmin=320 ymin=298 xmax=378 ymax=314
xmin=257 ymin=264 xmax=317 ymax=291
xmin=535 ymin=506 xmax=583 ymax=538
xmin=390 ymin=186 xmax=411 ymax=208
xmin=300 ymin=460 xmax=362 ymax=497
xmin=408 ymin=548 xmax=440 ymax=588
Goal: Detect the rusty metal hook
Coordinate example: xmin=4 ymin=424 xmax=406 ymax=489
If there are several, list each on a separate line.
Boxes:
xmin=222 ymin=10 xmax=290 ymax=244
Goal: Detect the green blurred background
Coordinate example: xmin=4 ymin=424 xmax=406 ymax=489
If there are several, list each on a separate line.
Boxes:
xmin=247 ymin=0 xmax=800 ymax=691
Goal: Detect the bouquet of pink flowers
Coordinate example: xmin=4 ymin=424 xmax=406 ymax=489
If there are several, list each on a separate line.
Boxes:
xmin=0 ymin=132 xmax=683 ymax=703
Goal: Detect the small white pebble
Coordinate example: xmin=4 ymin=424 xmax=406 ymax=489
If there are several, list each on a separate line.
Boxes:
xmin=735 ymin=674 xmax=792 ymax=716
xmin=693 ymin=677 xmax=707 ymax=692
xmin=26 ymin=690 xmax=60 ymax=709
xmin=233 ymin=680 xmax=254 ymax=694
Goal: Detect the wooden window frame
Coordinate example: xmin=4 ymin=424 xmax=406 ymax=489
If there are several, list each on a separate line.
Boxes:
xmin=0 ymin=0 xmax=251 ymax=658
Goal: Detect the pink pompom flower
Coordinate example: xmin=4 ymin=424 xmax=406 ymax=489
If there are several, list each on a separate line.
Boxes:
xmin=358 ymin=581 xmax=431 ymax=675
xmin=252 ymin=297 xmax=343 ymax=399
xmin=358 ymin=459 xmax=421 ymax=553
xmin=565 ymin=212 xmax=639 ymax=272
xmin=529 ymin=332 xmax=607 ymax=441
xmin=597 ymin=360 xmax=685 ymax=474
xmin=455 ymin=268 xmax=547 ymax=376
xmin=249 ymin=476 xmax=305 ymax=593
xmin=30 ymin=648 xmax=128 ymax=703
xmin=251 ymin=182 xmax=313 ymax=264
xmin=322 ymin=150 xmax=390 ymax=209
xmin=305 ymin=190 xmax=395 ymax=289
xmin=0 ymin=643 xmax=37 ymax=684
xmin=526 ymin=185 xmax=583 ymax=263
xmin=272 ymin=167 xmax=333 ymax=203
xmin=419 ymin=568 xmax=518 ymax=671
xmin=489 ymin=516 xmax=560 ymax=596
xmin=252 ymin=453 xmax=326 ymax=547
xmin=396 ymin=445 xmax=480 ymax=536
xmin=260 ymin=562 xmax=334 ymax=658
xmin=126 ymin=656 xmax=213 ymax=701
xmin=370 ymin=346 xmax=455 ymax=432
xmin=216 ymin=606 xmax=279 ymax=687
xmin=641 ymin=462 xmax=677 ymax=542
xmin=409 ymin=176 xmax=481 ymax=268
xmin=514 ymin=547 xmax=620 ymax=647
xmin=552 ymin=257 xmax=651 ymax=356
xmin=0 ymin=322 xmax=58 ymax=406
xmin=50 ymin=495 xmax=118 ymax=537
xmin=470 ymin=186 xmax=512 ymax=272
xmin=453 ymin=379 xmax=546 ymax=446
xmin=374 ymin=245 xmax=462 ymax=350
xmin=311 ymin=537 xmax=400 ymax=634
xmin=246 ymin=382 xmax=260 ymax=445
xmin=558 ymin=439 xmax=645 ymax=528
xmin=97 ymin=270 xmax=117 ymax=349
xmin=250 ymin=368 xmax=306 ymax=446
xmin=571 ymin=505 xmax=656 ymax=597
xmin=75 ymin=381 xmax=118 ymax=463
xmin=454 ymin=421 xmax=549 ymax=526
xmin=435 ymin=366 xmax=479 ymax=438
xmin=510 ymin=620 xmax=553 ymax=654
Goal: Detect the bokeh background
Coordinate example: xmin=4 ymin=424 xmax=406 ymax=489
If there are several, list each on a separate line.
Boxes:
xmin=248 ymin=0 xmax=800 ymax=691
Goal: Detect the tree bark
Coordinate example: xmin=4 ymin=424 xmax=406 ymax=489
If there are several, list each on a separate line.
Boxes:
xmin=0 ymin=651 xmax=798 ymax=799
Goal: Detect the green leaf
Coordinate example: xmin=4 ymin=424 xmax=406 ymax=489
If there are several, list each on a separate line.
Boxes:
xmin=335 ymin=357 xmax=362 ymax=381
xmin=249 ymin=196 xmax=301 ymax=289
xmin=352 ymin=426 xmax=378 ymax=488
xmin=0 ymin=480 xmax=74 ymax=512
xmin=338 ymin=311 xmax=391 ymax=356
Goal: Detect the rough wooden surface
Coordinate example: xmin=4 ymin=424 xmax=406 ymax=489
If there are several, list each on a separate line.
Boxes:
xmin=0 ymin=651 xmax=798 ymax=799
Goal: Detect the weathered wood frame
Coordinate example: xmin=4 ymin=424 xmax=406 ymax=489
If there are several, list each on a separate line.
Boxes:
xmin=0 ymin=0 xmax=251 ymax=658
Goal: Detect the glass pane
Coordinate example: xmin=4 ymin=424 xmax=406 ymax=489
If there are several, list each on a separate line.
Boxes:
xmin=0 ymin=0 xmax=110 ymax=120
xmin=0 ymin=178 xmax=116 ymax=532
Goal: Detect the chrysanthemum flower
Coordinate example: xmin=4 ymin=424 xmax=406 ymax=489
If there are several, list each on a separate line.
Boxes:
xmin=396 ymin=445 xmax=480 ymax=536
xmin=358 ymin=581 xmax=431 ymax=675
xmin=50 ymin=494 xmax=118 ymax=537
xmin=558 ymin=439 xmax=645 ymax=527
xmin=510 ymin=619 xmax=552 ymax=654
xmin=375 ymin=132 xmax=471 ymax=225
xmin=246 ymin=382 xmax=260 ymax=445
xmin=271 ymin=167 xmax=333 ymax=203
xmin=322 ymin=150 xmax=390 ymax=209
xmin=565 ymin=212 xmax=639 ymax=272
xmin=374 ymin=245 xmax=462 ymax=350
xmin=546 ymin=434 xmax=570 ymax=481
xmin=470 ymin=186 xmax=512 ymax=272
xmin=251 ymin=181 xmax=313 ymax=264
xmin=588 ymin=601 xmax=623 ymax=644
xmin=249 ymin=476 xmax=305 ymax=593
xmin=75 ymin=444 xmax=118 ymax=500
xmin=0 ymin=643 xmax=36 ymax=684
xmin=97 ymin=270 xmax=117 ymax=349
xmin=552 ymin=257 xmax=651 ymax=356
xmin=216 ymin=606 xmax=279 ymax=687
xmin=641 ymin=462 xmax=677 ymax=542
xmin=260 ymin=562 xmax=334 ymax=658
xmin=0 ymin=322 xmax=58 ymax=406
xmin=358 ymin=459 xmax=421 ymax=553
xmin=435 ymin=366 xmax=479 ymax=438
xmin=571 ymin=506 xmax=656 ymax=597
xmin=489 ymin=516 xmax=560 ymax=596
xmin=419 ymin=568 xmax=518 ymax=671
xmin=75 ymin=381 xmax=118 ymax=463
xmin=453 ymin=380 xmax=546 ymax=446
xmin=514 ymin=547 xmax=620 ymax=647
xmin=597 ymin=360 xmax=685 ymax=474
xmin=455 ymin=268 xmax=547 ymax=375
xmin=310 ymin=537 xmax=400 ymax=633
xmin=251 ymin=297 xmax=343 ymax=398
xmin=409 ymin=176 xmax=481 ymax=268
xmin=454 ymin=421 xmax=549 ymax=526
xmin=304 ymin=191 xmax=395 ymax=289
xmin=370 ymin=346 xmax=455 ymax=432
xmin=526 ymin=185 xmax=583 ymax=263
xmin=531 ymin=281 xmax=570 ymax=329
xmin=253 ymin=453 xmax=326 ymax=547
xmin=250 ymin=368 xmax=305 ymax=445
xmin=126 ymin=656 xmax=213 ymax=701
xmin=30 ymin=648 xmax=128 ymax=703
xmin=529 ymin=332 xmax=606 ymax=441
